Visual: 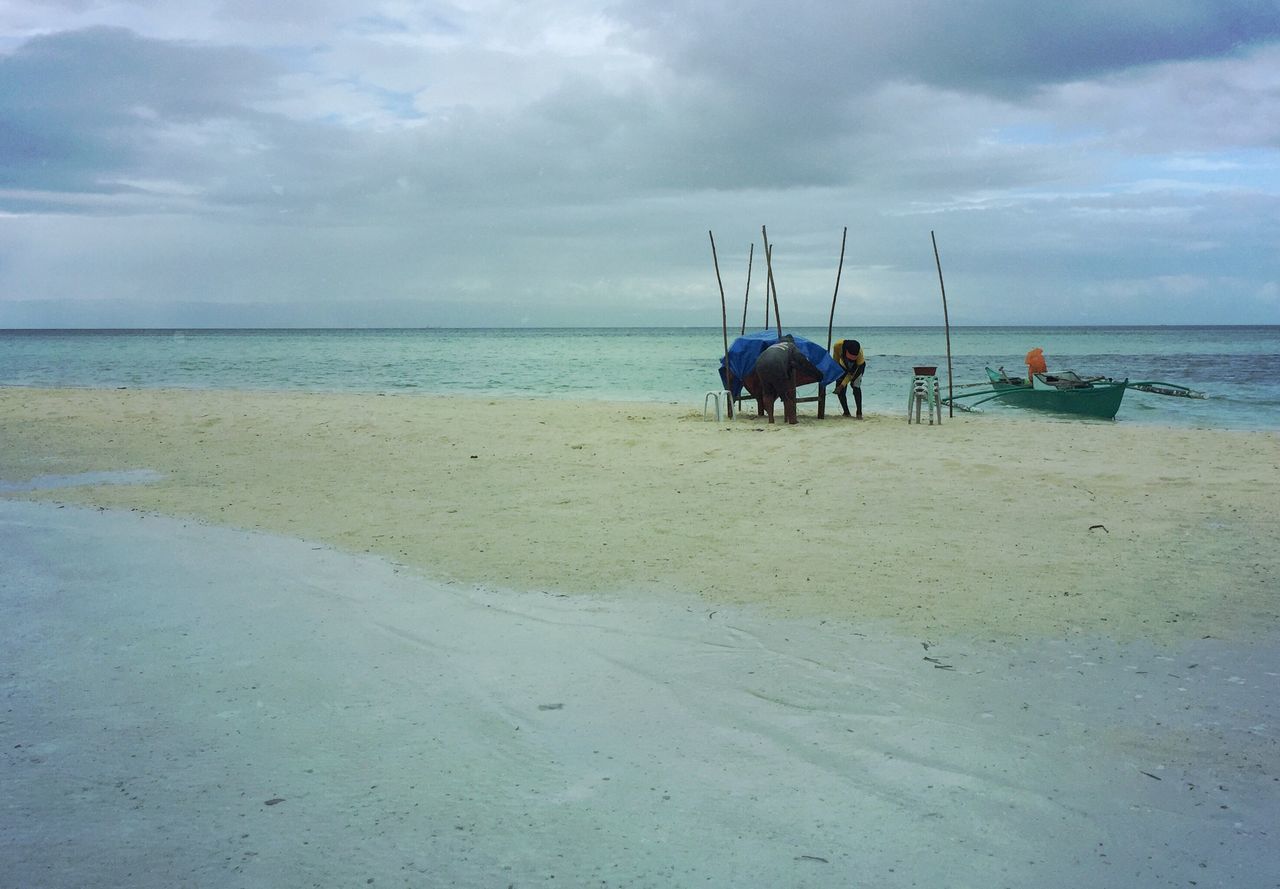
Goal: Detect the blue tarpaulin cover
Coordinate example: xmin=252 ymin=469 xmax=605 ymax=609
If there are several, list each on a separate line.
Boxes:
xmin=718 ymin=330 xmax=844 ymax=396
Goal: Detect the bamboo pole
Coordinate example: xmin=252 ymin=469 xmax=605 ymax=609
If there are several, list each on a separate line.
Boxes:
xmin=739 ymin=243 xmax=754 ymax=335
xmin=761 ymin=225 xmax=782 ymax=338
xmin=931 ymin=230 xmax=954 ymax=417
xmin=826 ymin=226 xmax=848 ymax=352
xmin=709 ymin=230 xmax=734 ymax=418
xmin=763 ymin=244 xmax=772 ymax=330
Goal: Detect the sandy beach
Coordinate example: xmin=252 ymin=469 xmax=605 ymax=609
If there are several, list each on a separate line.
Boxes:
xmin=2 ymin=386 xmax=1277 ymax=640
xmin=3 ymin=387 xmax=1279 ymax=887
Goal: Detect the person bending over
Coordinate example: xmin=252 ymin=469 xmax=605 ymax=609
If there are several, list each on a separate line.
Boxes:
xmin=832 ymin=337 xmax=866 ymax=418
xmin=752 ymin=336 xmax=821 ymax=425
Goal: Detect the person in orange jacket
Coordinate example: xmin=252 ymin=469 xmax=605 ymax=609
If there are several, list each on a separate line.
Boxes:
xmin=1025 ymin=347 xmax=1047 ymax=382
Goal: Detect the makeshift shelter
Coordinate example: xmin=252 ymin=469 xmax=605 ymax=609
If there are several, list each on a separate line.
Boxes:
xmin=719 ymin=331 xmax=843 ymax=396
xmin=709 ymin=226 xmax=850 ymax=420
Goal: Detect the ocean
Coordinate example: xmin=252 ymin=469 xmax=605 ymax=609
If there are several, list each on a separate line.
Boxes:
xmin=2 ymin=326 xmax=1278 ymax=430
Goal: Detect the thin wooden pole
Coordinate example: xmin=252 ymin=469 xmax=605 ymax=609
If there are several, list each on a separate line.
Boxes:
xmin=761 ymin=225 xmax=782 ymax=338
xmin=826 ymin=226 xmax=848 ymax=352
xmin=763 ymin=244 xmax=772 ymax=330
xmin=739 ymin=243 xmax=754 ymax=335
xmin=709 ymin=230 xmax=733 ymax=417
xmin=931 ymin=230 xmax=954 ymax=417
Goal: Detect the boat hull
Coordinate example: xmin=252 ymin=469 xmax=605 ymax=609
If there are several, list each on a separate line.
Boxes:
xmin=984 ymin=368 xmax=1127 ymax=420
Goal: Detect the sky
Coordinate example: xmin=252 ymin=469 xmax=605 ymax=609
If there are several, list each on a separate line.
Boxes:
xmin=1 ymin=1 xmax=1278 ymax=328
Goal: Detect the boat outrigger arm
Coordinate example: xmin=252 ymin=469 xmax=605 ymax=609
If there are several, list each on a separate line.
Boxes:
xmin=941 ymin=387 xmax=1044 ymax=411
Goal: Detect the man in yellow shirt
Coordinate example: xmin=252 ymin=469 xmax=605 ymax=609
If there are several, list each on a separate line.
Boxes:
xmin=832 ymin=338 xmax=866 ymax=418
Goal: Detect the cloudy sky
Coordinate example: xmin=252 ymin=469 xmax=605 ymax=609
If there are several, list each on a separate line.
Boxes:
xmin=1 ymin=1 xmax=1277 ymax=327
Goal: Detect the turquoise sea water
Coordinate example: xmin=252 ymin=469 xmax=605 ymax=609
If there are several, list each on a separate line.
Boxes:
xmin=2 ymin=326 xmax=1278 ymax=430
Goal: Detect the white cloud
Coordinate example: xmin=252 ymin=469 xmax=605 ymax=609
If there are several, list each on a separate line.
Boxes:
xmin=1 ymin=1 xmax=1278 ymax=326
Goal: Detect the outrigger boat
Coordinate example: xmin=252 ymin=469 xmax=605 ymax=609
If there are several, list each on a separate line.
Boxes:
xmin=942 ymin=366 xmax=1205 ymax=420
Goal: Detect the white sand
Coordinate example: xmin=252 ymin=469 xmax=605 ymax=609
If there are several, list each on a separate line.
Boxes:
xmin=2 ymin=388 xmax=1279 ymax=886
xmin=2 ymin=387 xmax=1278 ymax=640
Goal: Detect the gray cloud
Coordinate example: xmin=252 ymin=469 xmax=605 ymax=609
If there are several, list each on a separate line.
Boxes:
xmin=0 ymin=26 xmax=277 ymax=194
xmin=0 ymin=2 xmax=1277 ymax=326
xmin=619 ymin=0 xmax=1280 ymax=97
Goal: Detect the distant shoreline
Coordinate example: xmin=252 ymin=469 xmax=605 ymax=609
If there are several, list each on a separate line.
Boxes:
xmin=3 ymin=322 xmax=1279 ymax=332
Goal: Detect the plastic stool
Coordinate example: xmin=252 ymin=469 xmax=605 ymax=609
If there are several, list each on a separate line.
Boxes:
xmin=703 ymin=390 xmax=733 ymax=421
xmin=906 ymin=374 xmax=943 ymax=425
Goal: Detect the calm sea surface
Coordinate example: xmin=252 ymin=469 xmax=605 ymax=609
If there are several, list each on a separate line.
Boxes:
xmin=2 ymin=326 xmax=1278 ymax=430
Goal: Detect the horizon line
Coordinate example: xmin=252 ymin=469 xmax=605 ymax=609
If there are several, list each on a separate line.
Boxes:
xmin=4 ymin=323 xmax=1277 ymax=332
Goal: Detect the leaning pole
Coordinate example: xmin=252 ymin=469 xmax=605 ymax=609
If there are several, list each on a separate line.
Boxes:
xmin=931 ymin=230 xmax=955 ymax=417
xmin=709 ymin=230 xmax=733 ymax=417
xmin=827 ymin=226 xmax=848 ymax=352
xmin=761 ymin=225 xmax=782 ymax=338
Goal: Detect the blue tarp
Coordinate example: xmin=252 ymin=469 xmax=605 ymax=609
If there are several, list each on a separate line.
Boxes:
xmin=718 ymin=330 xmax=844 ymax=397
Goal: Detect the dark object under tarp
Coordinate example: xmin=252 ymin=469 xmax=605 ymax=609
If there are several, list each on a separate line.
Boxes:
xmin=718 ymin=331 xmax=844 ymax=399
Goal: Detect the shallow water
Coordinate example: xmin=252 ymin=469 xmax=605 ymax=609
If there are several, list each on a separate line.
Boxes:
xmin=2 ymin=326 xmax=1277 ymax=429
xmin=0 ymin=468 xmax=164 ymax=493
